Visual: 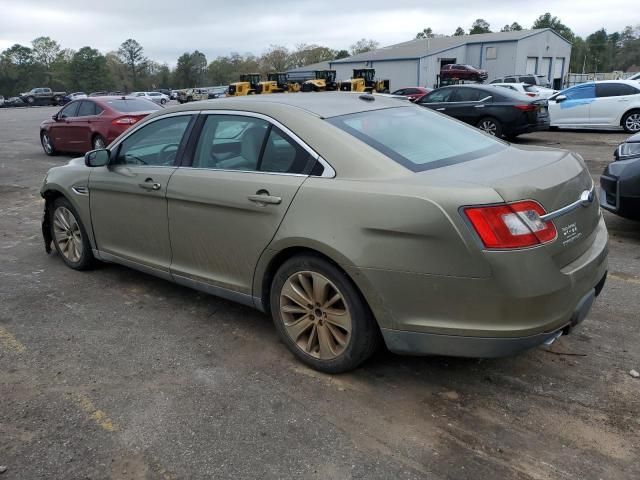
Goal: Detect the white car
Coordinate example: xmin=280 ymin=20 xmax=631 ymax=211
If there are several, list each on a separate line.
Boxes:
xmin=491 ymin=83 xmax=557 ymax=99
xmin=548 ymin=80 xmax=640 ymax=133
xmin=628 ymin=72 xmax=640 ymax=81
xmin=129 ymin=91 xmax=168 ymax=105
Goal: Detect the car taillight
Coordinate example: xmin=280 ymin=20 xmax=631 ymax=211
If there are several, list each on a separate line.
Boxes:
xmin=112 ymin=116 xmax=142 ymax=125
xmin=525 ymin=92 xmax=536 ymax=97
xmin=463 ymin=200 xmax=557 ymax=249
xmin=513 ymin=104 xmax=537 ymax=111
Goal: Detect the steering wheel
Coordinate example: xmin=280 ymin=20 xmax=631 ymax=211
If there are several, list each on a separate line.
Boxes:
xmin=156 ymin=143 xmax=180 ymax=165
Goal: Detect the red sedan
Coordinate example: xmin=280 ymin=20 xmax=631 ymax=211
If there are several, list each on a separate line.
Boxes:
xmin=40 ymin=96 xmax=161 ymax=156
xmin=390 ymin=87 xmax=432 ymax=101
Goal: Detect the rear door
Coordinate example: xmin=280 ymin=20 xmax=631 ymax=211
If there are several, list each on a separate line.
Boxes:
xmin=591 ymin=82 xmax=640 ymax=126
xmin=445 ymin=88 xmax=491 ymax=125
xmin=167 ymin=112 xmax=319 ymax=297
xmin=549 ymin=83 xmax=595 ymax=126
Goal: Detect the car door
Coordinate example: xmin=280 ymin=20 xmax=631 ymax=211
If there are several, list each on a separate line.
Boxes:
xmin=591 ymin=83 xmax=639 ymax=126
xmin=415 ymin=88 xmax=455 ymax=114
xmin=88 ymin=113 xmax=195 ymax=274
xmin=65 ymin=100 xmax=96 ymax=152
xmin=548 ymin=83 xmax=595 ymax=126
xmin=445 ymin=88 xmax=490 ymax=125
xmin=166 ymin=112 xmax=318 ymax=298
xmin=49 ymin=102 xmax=80 ymax=150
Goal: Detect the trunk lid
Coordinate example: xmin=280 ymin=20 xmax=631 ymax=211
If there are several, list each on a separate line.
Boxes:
xmin=424 ymin=145 xmax=600 ymax=266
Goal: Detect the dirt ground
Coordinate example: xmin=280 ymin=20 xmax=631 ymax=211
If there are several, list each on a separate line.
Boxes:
xmin=0 ymin=105 xmax=638 ymax=479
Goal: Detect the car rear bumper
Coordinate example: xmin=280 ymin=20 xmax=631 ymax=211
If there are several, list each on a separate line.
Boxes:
xmin=349 ymin=216 xmax=608 ymax=357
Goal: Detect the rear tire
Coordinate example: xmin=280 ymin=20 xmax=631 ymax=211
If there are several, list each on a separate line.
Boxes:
xmin=92 ymin=134 xmax=106 ymax=150
xmin=50 ymin=197 xmax=96 ymax=271
xmin=26 ymin=96 xmax=35 ymax=105
xmin=270 ymin=255 xmax=380 ymax=373
xmin=160 ymin=98 xmax=167 ymax=105
xmin=41 ymin=131 xmax=57 ymax=156
xmin=476 ymin=117 xmax=503 ymax=137
xmin=622 ymin=110 xmax=640 ymax=133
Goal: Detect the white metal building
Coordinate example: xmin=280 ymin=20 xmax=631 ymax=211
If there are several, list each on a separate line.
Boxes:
xmin=328 ymin=29 xmax=572 ymax=91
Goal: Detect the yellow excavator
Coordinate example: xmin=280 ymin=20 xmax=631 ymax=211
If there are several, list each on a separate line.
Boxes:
xmin=301 ymin=70 xmax=338 ymax=92
xmin=227 ymin=73 xmax=262 ymax=96
xmin=339 ymin=68 xmax=390 ymax=93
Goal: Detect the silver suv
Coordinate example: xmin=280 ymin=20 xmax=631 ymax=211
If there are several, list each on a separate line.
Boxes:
xmin=491 ymin=74 xmax=551 ymax=88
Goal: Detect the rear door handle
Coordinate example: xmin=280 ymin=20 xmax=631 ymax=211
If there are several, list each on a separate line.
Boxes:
xmin=248 ymin=193 xmax=282 ymax=205
xmin=474 ymin=104 xmax=485 ymax=108
xmin=436 ymin=108 xmax=446 ymax=111
xmin=138 ymin=178 xmax=161 ymax=191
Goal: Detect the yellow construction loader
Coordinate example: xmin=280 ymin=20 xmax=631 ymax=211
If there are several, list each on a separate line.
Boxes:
xmin=339 ymin=68 xmax=390 ymax=93
xmin=227 ymin=73 xmax=262 ymax=96
xmin=266 ymin=73 xmax=301 ymax=93
xmin=301 ymin=70 xmax=338 ymax=92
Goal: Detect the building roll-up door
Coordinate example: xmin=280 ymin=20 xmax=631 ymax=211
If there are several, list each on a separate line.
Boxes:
xmin=526 ymin=57 xmax=538 ymax=74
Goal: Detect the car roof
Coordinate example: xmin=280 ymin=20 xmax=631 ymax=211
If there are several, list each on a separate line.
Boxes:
xmin=161 ymin=92 xmax=410 ymax=118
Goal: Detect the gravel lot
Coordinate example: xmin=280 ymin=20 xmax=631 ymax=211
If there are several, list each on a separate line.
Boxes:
xmin=1 ymin=105 xmax=639 ymax=480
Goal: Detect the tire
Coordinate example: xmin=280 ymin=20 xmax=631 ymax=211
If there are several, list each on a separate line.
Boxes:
xmin=26 ymin=96 xmax=35 ymax=105
xmin=53 ymin=95 xmax=62 ymax=106
xmin=187 ymin=96 xmax=193 ymax=102
xmin=270 ymin=255 xmax=380 ymax=373
xmin=622 ymin=110 xmax=640 ymax=133
xmin=160 ymin=98 xmax=167 ymax=105
xmin=50 ymin=197 xmax=96 ymax=270
xmin=476 ymin=117 xmax=503 ymax=137
xmin=92 ymin=134 xmax=106 ymax=150
xmin=41 ymin=131 xmax=58 ymax=156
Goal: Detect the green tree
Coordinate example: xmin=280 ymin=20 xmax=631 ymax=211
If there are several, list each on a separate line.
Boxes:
xmin=118 ymin=39 xmax=146 ymax=89
xmin=69 ymin=47 xmax=111 ymax=92
xmin=453 ymin=27 xmax=465 ymax=36
xmin=289 ymin=44 xmax=335 ymax=68
xmin=532 ymin=13 xmax=575 ymax=42
xmin=260 ymin=45 xmax=291 ymax=72
xmin=334 ymin=49 xmax=350 ymax=59
xmin=174 ymin=50 xmax=208 ymax=87
xmin=416 ymin=28 xmax=434 ymax=39
xmin=501 ymin=22 xmax=523 ymax=32
xmin=470 ymin=19 xmax=491 ymax=35
xmin=31 ymin=37 xmax=61 ymax=75
xmin=349 ymin=38 xmax=379 ymax=56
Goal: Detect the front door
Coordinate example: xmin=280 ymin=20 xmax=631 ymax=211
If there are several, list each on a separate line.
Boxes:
xmin=167 ymin=113 xmax=316 ymax=296
xmin=49 ymin=102 xmax=80 ymax=150
xmin=549 ymin=83 xmax=595 ymax=126
xmin=89 ymin=114 xmax=194 ymax=272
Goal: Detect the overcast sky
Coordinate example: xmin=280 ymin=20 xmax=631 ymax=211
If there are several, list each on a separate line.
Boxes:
xmin=0 ymin=0 xmax=633 ymax=65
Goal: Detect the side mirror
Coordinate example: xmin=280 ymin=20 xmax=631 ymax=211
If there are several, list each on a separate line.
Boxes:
xmin=52 ymin=114 xmax=59 ymax=121
xmin=554 ymin=94 xmax=567 ymax=103
xmin=85 ymin=149 xmax=110 ymax=167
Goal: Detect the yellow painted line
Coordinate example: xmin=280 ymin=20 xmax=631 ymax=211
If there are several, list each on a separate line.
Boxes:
xmin=72 ymin=393 xmax=118 ymax=432
xmin=0 ymin=326 xmax=26 ymax=353
xmin=609 ymin=272 xmax=640 ymax=286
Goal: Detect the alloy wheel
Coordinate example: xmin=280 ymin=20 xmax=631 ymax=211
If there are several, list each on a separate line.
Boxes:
xmin=479 ymin=120 xmax=498 ymax=135
xmin=279 ymin=271 xmax=352 ymax=360
xmin=625 ymin=113 xmax=640 ymax=132
xmin=41 ymin=133 xmax=53 ymax=154
xmin=93 ymin=136 xmax=105 ymax=149
xmin=53 ymin=206 xmax=83 ymax=263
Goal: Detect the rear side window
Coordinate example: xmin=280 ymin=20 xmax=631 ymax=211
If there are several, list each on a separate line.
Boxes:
xmin=104 ymin=99 xmax=161 ymax=112
xmin=504 ymin=77 xmax=516 ymax=83
xmin=596 ymin=83 xmax=640 ymax=97
xmin=520 ymin=76 xmax=536 ymax=85
xmin=451 ymin=88 xmax=488 ymax=102
xmin=327 ymin=107 xmax=505 ymax=172
xmin=76 ymin=101 xmax=96 ymax=117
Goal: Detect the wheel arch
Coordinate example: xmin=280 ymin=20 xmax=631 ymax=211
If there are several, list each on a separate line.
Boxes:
xmin=621 ymin=108 xmax=640 ymax=128
xmin=41 ymin=185 xmax=97 ymax=251
xmin=254 ymin=242 xmax=389 ymax=330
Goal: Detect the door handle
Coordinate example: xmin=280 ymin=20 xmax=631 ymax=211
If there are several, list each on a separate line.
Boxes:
xmin=138 ymin=178 xmax=161 ymax=191
xmin=248 ymin=192 xmax=282 ymax=205
xmin=436 ymin=108 xmax=446 ymax=111
xmin=474 ymin=104 xmax=485 ymax=108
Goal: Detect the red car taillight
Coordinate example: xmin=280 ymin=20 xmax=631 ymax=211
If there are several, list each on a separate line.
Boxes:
xmin=513 ymin=104 xmax=537 ymax=111
xmin=111 ymin=116 xmax=143 ymax=125
xmin=464 ymin=201 xmax=557 ymax=249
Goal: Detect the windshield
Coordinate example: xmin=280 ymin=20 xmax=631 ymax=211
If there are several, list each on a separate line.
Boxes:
xmin=327 ymin=106 xmax=505 ymax=172
xmin=103 ymin=98 xmax=161 ymax=112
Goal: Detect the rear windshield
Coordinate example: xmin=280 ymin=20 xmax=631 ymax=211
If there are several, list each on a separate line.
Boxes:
xmin=327 ymin=106 xmax=505 ymax=172
xmin=103 ymin=98 xmax=161 ymax=112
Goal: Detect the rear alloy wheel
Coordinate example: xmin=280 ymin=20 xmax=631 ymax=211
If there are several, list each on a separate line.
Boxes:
xmin=477 ymin=117 xmax=503 ymax=137
xmin=41 ymin=131 xmax=57 ymax=156
xmin=271 ymin=255 xmax=380 ymax=373
xmin=161 ymin=98 xmax=167 ymax=105
xmin=622 ymin=111 xmax=640 ymax=133
xmin=92 ymin=135 xmax=106 ymax=150
xmin=50 ymin=197 xmax=96 ymax=270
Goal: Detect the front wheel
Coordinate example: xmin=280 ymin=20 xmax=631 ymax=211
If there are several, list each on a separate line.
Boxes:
xmin=26 ymin=96 xmax=35 ymax=105
xmin=41 ymin=131 xmax=57 ymax=156
xmin=270 ymin=255 xmax=380 ymax=373
xmin=50 ymin=197 xmax=96 ymax=270
xmin=622 ymin=110 xmax=640 ymax=133
xmin=476 ymin=117 xmax=503 ymax=137
xmin=160 ymin=98 xmax=167 ymax=105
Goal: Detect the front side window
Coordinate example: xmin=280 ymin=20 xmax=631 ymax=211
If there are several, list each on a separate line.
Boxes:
xmin=520 ymin=76 xmax=536 ymax=85
xmin=504 ymin=77 xmax=516 ymax=83
xmin=192 ymin=115 xmax=312 ymax=174
xmin=419 ymin=88 xmax=453 ymax=103
xmin=114 ymin=115 xmax=192 ymax=166
xmin=59 ymin=102 xmax=79 ymax=119
xmin=327 ymin=107 xmax=504 ymax=172
xmin=562 ymin=84 xmax=596 ymax=100
xmin=451 ymin=88 xmax=488 ymax=102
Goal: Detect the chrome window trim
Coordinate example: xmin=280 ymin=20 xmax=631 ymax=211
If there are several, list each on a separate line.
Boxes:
xmin=197 ymin=109 xmax=336 ymax=178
